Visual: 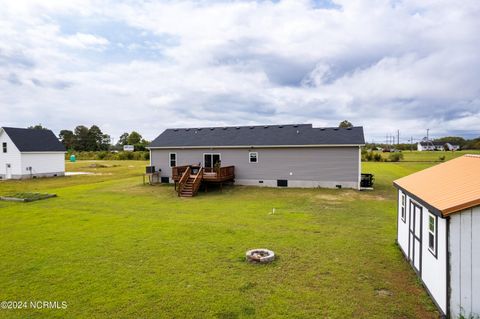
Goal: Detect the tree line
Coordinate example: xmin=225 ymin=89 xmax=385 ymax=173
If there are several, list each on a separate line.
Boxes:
xmin=28 ymin=124 xmax=149 ymax=151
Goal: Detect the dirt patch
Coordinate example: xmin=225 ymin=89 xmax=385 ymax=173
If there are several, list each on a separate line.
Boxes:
xmin=375 ymin=289 xmax=393 ymax=297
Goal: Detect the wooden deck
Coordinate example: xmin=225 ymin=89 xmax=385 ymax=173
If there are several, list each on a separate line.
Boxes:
xmin=172 ymin=165 xmax=235 ymax=197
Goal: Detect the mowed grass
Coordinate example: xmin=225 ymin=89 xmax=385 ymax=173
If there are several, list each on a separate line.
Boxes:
xmin=380 ymin=149 xmax=480 ymax=162
xmin=0 ymin=160 xmax=440 ymax=318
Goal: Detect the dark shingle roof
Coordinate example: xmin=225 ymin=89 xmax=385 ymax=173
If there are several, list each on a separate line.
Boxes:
xmin=149 ymin=124 xmax=365 ymax=148
xmin=2 ymin=127 xmax=66 ymax=152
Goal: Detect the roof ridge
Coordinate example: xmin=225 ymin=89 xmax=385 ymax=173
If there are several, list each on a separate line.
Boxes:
xmin=169 ymin=124 xmax=312 ymax=130
xmin=465 ymin=154 xmax=480 ymax=158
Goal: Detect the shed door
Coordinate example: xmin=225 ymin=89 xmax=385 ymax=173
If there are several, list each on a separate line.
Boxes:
xmin=408 ymin=202 xmax=422 ymax=275
xmin=5 ymin=163 xmax=12 ymax=179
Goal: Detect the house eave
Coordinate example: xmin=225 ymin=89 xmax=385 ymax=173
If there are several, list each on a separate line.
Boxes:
xmin=147 ymin=144 xmax=365 ymax=150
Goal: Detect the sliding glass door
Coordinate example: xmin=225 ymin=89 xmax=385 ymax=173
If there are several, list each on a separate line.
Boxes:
xmin=204 ymin=153 xmax=221 ymax=168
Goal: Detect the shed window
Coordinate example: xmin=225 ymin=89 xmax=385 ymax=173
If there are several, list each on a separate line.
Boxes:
xmin=401 ymin=193 xmax=406 ymax=223
xmin=2 ymin=142 xmax=6 ymax=153
xmin=428 ymin=213 xmax=437 ymax=257
xmin=169 ymin=153 xmax=177 ymax=167
xmin=249 ymin=152 xmax=258 ymax=163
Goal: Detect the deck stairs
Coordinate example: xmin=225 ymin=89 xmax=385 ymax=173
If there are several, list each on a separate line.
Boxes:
xmin=179 ymin=175 xmax=196 ymax=197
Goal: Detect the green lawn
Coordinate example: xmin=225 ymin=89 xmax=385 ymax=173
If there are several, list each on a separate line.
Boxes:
xmin=0 ymin=160 xmax=440 ymax=318
xmin=374 ymin=149 xmax=480 ymax=162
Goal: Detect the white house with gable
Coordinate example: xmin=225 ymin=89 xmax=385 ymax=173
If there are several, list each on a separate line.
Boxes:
xmin=0 ymin=127 xmax=66 ymax=179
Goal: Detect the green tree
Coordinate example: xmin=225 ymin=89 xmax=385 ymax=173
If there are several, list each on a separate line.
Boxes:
xmin=28 ymin=124 xmax=48 ymax=130
xmin=118 ymin=133 xmax=129 ymax=146
xmin=338 ymin=120 xmax=353 ymax=128
xmin=73 ymin=125 xmax=89 ymax=151
xmin=59 ymin=130 xmax=75 ymax=150
xmin=127 ymin=131 xmax=142 ymax=145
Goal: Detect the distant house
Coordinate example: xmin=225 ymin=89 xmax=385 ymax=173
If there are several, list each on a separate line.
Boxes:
xmin=417 ymin=141 xmax=460 ymax=151
xmin=148 ymin=124 xmax=365 ymax=191
xmin=393 ymin=155 xmax=480 ymax=318
xmin=0 ymin=127 xmax=66 ymax=179
xmin=444 ymin=143 xmax=460 ymax=151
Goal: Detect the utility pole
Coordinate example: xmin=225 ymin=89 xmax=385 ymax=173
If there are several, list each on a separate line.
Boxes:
xmin=411 ymin=136 xmax=413 ymax=151
xmin=427 ymin=128 xmax=430 ymax=141
xmin=397 ymin=130 xmax=400 ymax=145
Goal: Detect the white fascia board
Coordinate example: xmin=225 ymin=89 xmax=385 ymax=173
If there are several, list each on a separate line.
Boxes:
xmin=148 ymin=144 xmax=365 ymax=149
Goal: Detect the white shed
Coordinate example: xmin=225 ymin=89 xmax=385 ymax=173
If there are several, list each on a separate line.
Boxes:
xmin=394 ymin=155 xmax=480 ymax=318
xmin=0 ymin=127 xmax=66 ymax=179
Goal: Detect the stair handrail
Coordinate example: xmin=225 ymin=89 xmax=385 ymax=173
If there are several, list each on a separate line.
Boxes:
xmin=177 ymin=166 xmax=191 ymax=196
xmin=192 ymin=167 xmax=204 ymax=196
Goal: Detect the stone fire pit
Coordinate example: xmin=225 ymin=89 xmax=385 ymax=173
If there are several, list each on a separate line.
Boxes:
xmin=246 ymin=249 xmax=275 ymax=263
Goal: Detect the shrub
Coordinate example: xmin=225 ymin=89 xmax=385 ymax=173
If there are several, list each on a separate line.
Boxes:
xmin=373 ymin=153 xmax=383 ymax=162
xmin=388 ymin=153 xmax=404 ymax=162
xmin=65 ymin=151 xmax=150 ymax=161
xmin=439 ymin=155 xmax=446 ymax=161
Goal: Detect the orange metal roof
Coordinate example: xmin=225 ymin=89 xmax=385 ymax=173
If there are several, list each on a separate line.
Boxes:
xmin=393 ymin=155 xmax=480 ymax=216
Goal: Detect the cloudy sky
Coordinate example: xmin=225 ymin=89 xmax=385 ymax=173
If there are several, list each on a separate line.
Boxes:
xmin=1 ymin=0 xmax=479 ymax=143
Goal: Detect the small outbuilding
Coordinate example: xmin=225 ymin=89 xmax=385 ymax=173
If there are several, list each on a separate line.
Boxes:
xmin=393 ymin=155 xmax=480 ymax=318
xmin=0 ymin=127 xmax=66 ymax=179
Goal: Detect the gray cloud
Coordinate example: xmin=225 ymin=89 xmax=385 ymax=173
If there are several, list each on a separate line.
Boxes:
xmin=0 ymin=0 xmax=479 ymax=143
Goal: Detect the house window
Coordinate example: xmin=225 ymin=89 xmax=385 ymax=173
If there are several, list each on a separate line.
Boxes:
xmin=2 ymin=142 xmax=6 ymax=153
xmin=401 ymin=193 xmax=406 ymax=223
xmin=169 ymin=153 xmax=177 ymax=167
xmin=249 ymin=152 xmax=258 ymax=163
xmin=428 ymin=213 xmax=437 ymax=257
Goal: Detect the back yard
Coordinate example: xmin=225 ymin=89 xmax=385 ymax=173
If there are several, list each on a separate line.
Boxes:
xmin=0 ymin=160 xmax=440 ymax=318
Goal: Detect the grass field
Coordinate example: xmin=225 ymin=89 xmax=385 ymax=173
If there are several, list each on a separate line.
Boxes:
xmin=368 ymin=149 xmax=480 ymax=162
xmin=0 ymin=160 xmax=441 ymax=318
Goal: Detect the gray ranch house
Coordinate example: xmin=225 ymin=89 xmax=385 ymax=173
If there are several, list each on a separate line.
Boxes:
xmin=148 ymin=124 xmax=365 ymax=194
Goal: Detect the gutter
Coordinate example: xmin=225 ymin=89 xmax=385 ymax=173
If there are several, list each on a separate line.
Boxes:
xmin=147 ymin=144 xmax=365 ymax=150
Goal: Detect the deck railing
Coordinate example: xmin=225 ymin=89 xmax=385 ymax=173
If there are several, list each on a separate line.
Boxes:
xmin=172 ymin=165 xmax=190 ymax=181
xmin=192 ymin=167 xmax=204 ymax=196
xmin=177 ymin=166 xmax=191 ymax=197
xmin=203 ymin=166 xmax=235 ymax=179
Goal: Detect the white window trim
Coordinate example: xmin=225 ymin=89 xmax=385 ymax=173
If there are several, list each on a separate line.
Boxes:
xmin=249 ymin=152 xmax=258 ymax=163
xmin=428 ymin=212 xmax=436 ymax=256
xmin=401 ymin=193 xmax=406 ymax=223
xmin=169 ymin=152 xmax=177 ymax=168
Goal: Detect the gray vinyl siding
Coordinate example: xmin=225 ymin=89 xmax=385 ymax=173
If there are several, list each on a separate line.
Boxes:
xmin=150 ymin=146 xmax=360 ymax=187
xmin=449 ymin=205 xmax=480 ymax=318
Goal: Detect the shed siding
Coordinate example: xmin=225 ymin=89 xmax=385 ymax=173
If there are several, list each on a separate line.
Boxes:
xmin=397 ymin=190 xmax=409 ymax=255
xmin=0 ymin=131 xmax=22 ymax=177
xmin=421 ymin=208 xmax=447 ymax=314
xmin=397 ymin=192 xmax=447 ymax=314
xmin=449 ymin=205 xmax=480 ymax=318
xmin=20 ymin=153 xmax=65 ymax=177
xmin=151 ymin=147 xmax=360 ymax=188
